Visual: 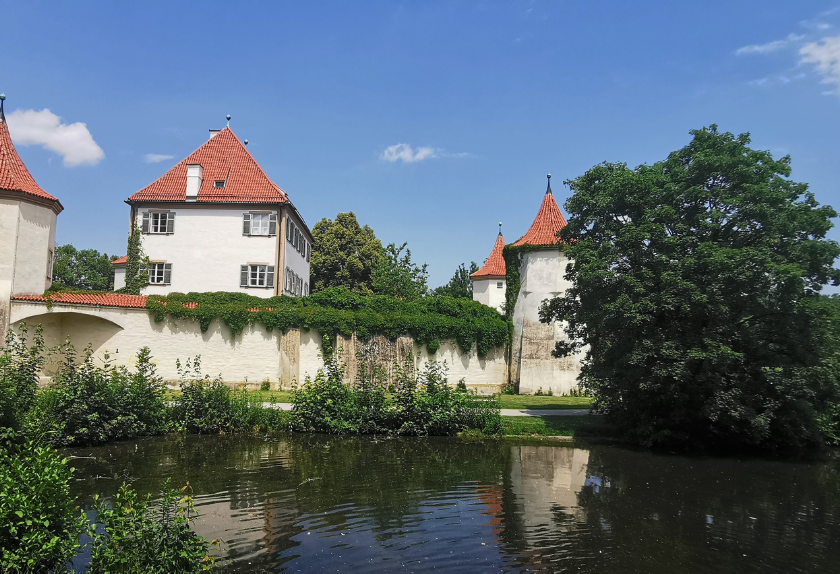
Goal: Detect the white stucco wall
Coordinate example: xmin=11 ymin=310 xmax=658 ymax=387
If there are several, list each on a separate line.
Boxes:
xmin=0 ymin=200 xmax=20 ymax=336
xmin=10 ymin=301 xmax=507 ymax=393
xmin=472 ymin=277 xmax=506 ymax=312
xmin=12 ymin=201 xmax=55 ymax=296
xmin=135 ymin=205 xmax=279 ymax=298
xmin=511 ymin=248 xmax=584 ymax=395
xmin=113 ymin=266 xmax=126 ymax=290
xmin=283 ymin=211 xmax=311 ymax=296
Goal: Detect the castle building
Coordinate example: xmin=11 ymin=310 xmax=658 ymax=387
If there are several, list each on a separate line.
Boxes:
xmin=473 ymin=175 xmax=583 ymax=395
xmin=115 ymin=124 xmax=312 ymax=298
xmin=0 ymin=94 xmax=62 ymax=336
xmin=470 ymin=227 xmax=506 ymax=312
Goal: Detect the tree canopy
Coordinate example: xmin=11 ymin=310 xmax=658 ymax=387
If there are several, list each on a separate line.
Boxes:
xmin=310 ymin=212 xmax=383 ymax=295
xmin=540 ymin=125 xmax=840 ymax=450
xmin=372 ymin=243 xmax=429 ymax=301
xmin=51 ymin=245 xmax=117 ymax=291
xmin=432 ymin=262 xmax=479 ymax=299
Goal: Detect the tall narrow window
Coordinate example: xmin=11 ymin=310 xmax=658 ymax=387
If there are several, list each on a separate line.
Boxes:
xmin=47 ymin=249 xmax=54 ymax=280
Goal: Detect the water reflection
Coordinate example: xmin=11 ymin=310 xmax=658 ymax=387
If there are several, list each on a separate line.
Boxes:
xmin=66 ymin=435 xmax=840 ymax=572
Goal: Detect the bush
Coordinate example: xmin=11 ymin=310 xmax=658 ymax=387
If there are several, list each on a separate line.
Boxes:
xmin=27 ymin=345 xmax=168 ymax=447
xmin=0 ymin=324 xmax=45 ymax=431
xmin=291 ymin=353 xmax=501 ymax=436
xmin=169 ymin=357 xmax=290 ymax=434
xmin=89 ymin=480 xmax=217 ymax=573
xmin=0 ymin=429 xmax=87 ymax=572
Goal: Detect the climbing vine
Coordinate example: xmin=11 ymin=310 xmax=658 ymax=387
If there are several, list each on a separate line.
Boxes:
xmin=145 ymin=287 xmax=509 ymax=357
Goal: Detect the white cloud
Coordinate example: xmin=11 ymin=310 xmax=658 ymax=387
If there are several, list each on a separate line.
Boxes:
xmin=736 ymin=33 xmax=804 ymax=55
xmin=380 ymin=143 xmax=438 ymax=163
xmin=800 ymin=34 xmax=840 ymax=93
xmin=6 ymin=109 xmax=104 ymax=166
xmin=144 ymin=153 xmax=174 ymax=163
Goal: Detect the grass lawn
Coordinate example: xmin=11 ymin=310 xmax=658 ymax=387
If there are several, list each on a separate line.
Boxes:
xmin=164 ymin=388 xmax=295 ymax=403
xmin=501 ymin=415 xmax=615 ymax=439
xmin=498 ymin=394 xmax=592 ymax=410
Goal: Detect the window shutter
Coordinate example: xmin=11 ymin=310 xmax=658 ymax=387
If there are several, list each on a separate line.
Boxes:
xmin=167 ymin=212 xmax=175 ymax=233
xmin=163 ymin=263 xmax=172 ymax=285
xmin=269 ymin=214 xmax=277 ymax=236
xmin=306 ymin=242 xmax=311 ymax=262
xmin=267 ymin=265 xmax=275 ymax=287
xmin=243 ymin=213 xmax=251 ymax=236
xmin=141 ymin=212 xmax=150 ymax=233
xmin=241 ymin=265 xmax=249 ymax=287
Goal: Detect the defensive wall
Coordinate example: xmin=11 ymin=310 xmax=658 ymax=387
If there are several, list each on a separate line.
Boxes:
xmin=8 ymin=297 xmax=507 ymax=394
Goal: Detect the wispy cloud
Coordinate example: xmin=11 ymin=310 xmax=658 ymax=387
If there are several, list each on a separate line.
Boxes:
xmin=6 ymin=109 xmax=104 ymax=166
xmin=800 ymin=34 xmax=840 ymax=93
xmin=144 ymin=153 xmax=174 ymax=163
xmin=380 ymin=143 xmax=438 ymax=163
xmin=736 ymin=33 xmax=804 ymax=55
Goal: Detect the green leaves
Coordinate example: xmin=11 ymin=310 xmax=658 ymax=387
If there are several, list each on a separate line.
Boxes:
xmin=311 ymin=212 xmax=384 ymax=295
xmin=542 ymin=125 xmax=840 ymax=449
xmin=51 ymin=244 xmax=118 ymax=291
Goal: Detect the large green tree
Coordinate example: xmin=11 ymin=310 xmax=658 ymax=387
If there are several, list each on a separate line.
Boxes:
xmin=432 ymin=262 xmax=479 ymax=299
xmin=372 ymin=243 xmax=429 ymax=301
xmin=310 ymin=212 xmax=383 ymax=295
xmin=540 ymin=126 xmax=840 ymax=449
xmin=51 ymin=244 xmax=117 ymax=291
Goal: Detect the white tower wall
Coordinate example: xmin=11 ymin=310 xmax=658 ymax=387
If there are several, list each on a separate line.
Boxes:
xmin=472 ymin=277 xmax=506 ymax=312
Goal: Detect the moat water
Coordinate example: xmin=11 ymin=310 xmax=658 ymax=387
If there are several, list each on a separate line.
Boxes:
xmin=66 ymin=434 xmax=840 ymax=572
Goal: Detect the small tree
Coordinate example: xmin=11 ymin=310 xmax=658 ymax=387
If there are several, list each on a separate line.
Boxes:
xmin=120 ymin=225 xmax=149 ymax=295
xmin=372 ymin=242 xmax=428 ymax=301
xmin=432 ymin=262 xmax=479 ymax=298
xmin=541 ymin=125 xmax=840 ymax=449
xmin=51 ymin=244 xmax=117 ymax=291
xmin=310 ymin=212 xmax=383 ymax=294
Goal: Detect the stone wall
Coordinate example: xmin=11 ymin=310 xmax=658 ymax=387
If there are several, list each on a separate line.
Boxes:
xmin=9 ymin=300 xmax=506 ymax=394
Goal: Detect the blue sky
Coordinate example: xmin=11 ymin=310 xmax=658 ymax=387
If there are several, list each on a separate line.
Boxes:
xmin=3 ymin=1 xmax=840 ymax=288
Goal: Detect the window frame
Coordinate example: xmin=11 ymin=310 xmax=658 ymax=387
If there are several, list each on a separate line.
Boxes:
xmin=148 ymin=262 xmax=172 ymax=285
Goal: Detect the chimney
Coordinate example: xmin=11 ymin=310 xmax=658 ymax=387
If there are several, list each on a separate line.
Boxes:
xmin=186 ymin=164 xmax=203 ymax=201
xmin=208 ymin=129 xmax=221 ymax=140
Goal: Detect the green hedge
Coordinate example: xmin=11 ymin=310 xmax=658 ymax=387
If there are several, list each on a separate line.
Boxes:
xmin=146 ymin=287 xmax=510 ymax=356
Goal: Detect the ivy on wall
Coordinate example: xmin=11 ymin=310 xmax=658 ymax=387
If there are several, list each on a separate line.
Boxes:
xmin=502 ymin=243 xmax=562 ymax=318
xmin=145 ymin=287 xmax=510 ymax=357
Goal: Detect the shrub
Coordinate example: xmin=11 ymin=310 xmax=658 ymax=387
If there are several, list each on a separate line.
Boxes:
xmin=89 ymin=480 xmax=217 ymax=572
xmin=260 ymin=379 xmax=271 ymax=391
xmin=27 ymin=345 xmax=168 ymax=447
xmin=0 ymin=324 xmax=45 ymax=431
xmin=0 ymin=429 xmax=87 ymax=572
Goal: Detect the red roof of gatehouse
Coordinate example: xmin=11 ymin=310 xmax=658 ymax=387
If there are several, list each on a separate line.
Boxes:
xmin=12 ymin=293 xmax=148 ymax=308
xmin=512 ymin=176 xmax=567 ymax=247
xmin=471 ymin=232 xmax=506 ymax=278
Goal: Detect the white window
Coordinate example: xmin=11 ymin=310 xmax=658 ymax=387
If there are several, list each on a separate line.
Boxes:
xmin=243 ymin=213 xmax=277 ymax=236
xmin=149 ymin=262 xmax=172 ymax=285
xmin=141 ymin=211 xmax=175 ymax=234
xmin=240 ymin=264 xmax=275 ymax=288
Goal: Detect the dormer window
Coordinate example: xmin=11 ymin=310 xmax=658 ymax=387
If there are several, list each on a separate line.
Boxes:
xmin=214 ymin=180 xmax=226 ymax=189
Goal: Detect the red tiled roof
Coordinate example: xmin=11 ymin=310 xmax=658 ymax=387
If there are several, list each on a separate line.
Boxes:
xmin=128 ymin=127 xmax=289 ymax=204
xmin=12 ymin=293 xmax=148 ymax=308
xmin=512 ymin=189 xmax=567 ymax=247
xmin=0 ymin=118 xmax=62 ymax=206
xmin=111 ymin=255 xmax=127 ymax=265
xmin=471 ymin=233 xmax=506 ymax=278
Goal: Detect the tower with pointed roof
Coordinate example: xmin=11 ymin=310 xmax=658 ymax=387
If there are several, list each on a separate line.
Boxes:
xmin=508 ymin=175 xmax=582 ymax=395
xmin=0 ymin=93 xmax=63 ymax=337
xmin=120 ymin=123 xmax=312 ymax=297
xmin=470 ymin=225 xmax=507 ymax=311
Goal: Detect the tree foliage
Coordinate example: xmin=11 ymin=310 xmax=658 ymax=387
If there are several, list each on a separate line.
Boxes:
xmin=51 ymin=244 xmax=117 ymax=291
xmin=372 ymin=242 xmax=429 ymax=301
xmin=310 ymin=212 xmax=383 ymax=295
xmin=432 ymin=262 xmax=479 ymax=299
xmin=119 ymin=225 xmax=149 ymax=295
xmin=541 ymin=125 xmax=840 ymax=449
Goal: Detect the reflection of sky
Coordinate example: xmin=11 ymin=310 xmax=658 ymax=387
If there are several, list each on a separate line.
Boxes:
xmin=584 ymin=475 xmax=602 ymax=493
xmin=278 ymin=487 xmax=508 ymax=573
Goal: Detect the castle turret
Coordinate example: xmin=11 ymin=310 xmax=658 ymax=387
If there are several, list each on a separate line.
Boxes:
xmin=471 ymin=225 xmax=506 ymax=312
xmin=510 ymin=174 xmax=581 ymax=395
xmin=0 ymin=94 xmax=63 ymax=338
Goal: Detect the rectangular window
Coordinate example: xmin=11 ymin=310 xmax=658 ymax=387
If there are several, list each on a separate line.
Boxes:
xmin=214 ymin=180 xmax=226 ymax=188
xmin=497 ymin=281 xmax=504 ymax=289
xmin=147 ymin=212 xmax=174 ymax=234
xmin=47 ymin=249 xmax=54 ymax=279
xmin=148 ymin=262 xmax=172 ymax=285
xmin=251 ymin=213 xmax=270 ymax=236
xmin=244 ymin=212 xmax=277 ymax=236
xmin=242 ymin=264 xmax=274 ymax=288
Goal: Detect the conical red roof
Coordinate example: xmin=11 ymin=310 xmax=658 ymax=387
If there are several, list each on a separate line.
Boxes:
xmin=128 ymin=127 xmax=289 ymax=204
xmin=512 ymin=186 xmax=567 ymax=247
xmin=0 ymin=117 xmax=62 ymax=207
xmin=471 ymin=233 xmax=506 ymax=278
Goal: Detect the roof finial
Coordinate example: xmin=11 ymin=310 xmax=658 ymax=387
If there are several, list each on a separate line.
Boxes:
xmin=546 ymin=173 xmax=552 ymax=195
xmin=226 ymin=114 xmax=231 ymax=127
xmin=0 ymin=93 xmax=5 ymax=123
xmin=498 ymin=221 xmax=503 ymax=235
xmin=244 ymin=139 xmax=248 ymax=146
